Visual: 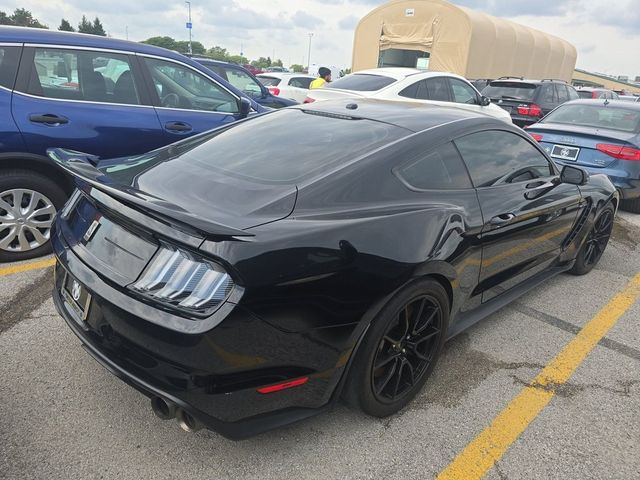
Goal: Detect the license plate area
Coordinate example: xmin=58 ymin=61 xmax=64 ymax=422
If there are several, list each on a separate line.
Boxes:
xmin=61 ymin=270 xmax=92 ymax=323
xmin=550 ymin=144 xmax=580 ymax=161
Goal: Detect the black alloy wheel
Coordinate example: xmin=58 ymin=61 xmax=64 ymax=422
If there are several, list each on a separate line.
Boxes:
xmin=371 ymin=295 xmax=442 ymax=404
xmin=570 ymin=203 xmax=614 ymax=275
xmin=344 ymin=278 xmax=449 ymax=417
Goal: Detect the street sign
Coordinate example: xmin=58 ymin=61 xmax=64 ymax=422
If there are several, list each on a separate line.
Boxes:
xmin=186 ymin=22 xmax=192 ymax=29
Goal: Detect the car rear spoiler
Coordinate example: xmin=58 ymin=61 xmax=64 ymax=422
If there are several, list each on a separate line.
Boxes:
xmin=47 ymin=148 xmax=254 ymax=239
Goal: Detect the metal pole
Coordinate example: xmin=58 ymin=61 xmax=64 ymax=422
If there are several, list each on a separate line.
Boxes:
xmin=307 ymin=33 xmax=314 ymax=72
xmin=186 ymin=1 xmax=192 ymax=55
xmin=125 ymin=25 xmax=128 ymax=40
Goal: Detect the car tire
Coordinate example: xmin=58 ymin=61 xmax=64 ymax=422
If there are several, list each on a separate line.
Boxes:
xmin=620 ymin=197 xmax=640 ymax=214
xmin=569 ymin=203 xmax=615 ymax=276
xmin=0 ymin=170 xmax=67 ymax=263
xmin=344 ymin=278 xmax=449 ymax=418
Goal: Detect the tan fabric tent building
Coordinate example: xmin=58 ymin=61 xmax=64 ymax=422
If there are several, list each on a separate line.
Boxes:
xmin=352 ymin=0 xmax=577 ymax=82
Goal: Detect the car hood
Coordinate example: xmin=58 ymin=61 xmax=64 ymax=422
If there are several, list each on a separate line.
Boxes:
xmin=48 ymin=148 xmax=297 ymax=235
xmin=307 ymin=88 xmax=366 ymax=101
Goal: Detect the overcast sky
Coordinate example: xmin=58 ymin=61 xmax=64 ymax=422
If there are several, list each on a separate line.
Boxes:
xmin=5 ymin=0 xmax=640 ymax=77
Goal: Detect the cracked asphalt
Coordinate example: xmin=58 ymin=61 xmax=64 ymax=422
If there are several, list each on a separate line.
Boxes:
xmin=1 ymin=212 xmax=639 ymax=480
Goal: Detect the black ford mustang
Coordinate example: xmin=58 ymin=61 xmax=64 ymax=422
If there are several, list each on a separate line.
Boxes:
xmin=50 ymin=99 xmax=617 ymax=439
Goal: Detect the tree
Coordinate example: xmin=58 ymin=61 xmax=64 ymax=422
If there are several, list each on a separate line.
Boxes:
xmin=78 ymin=15 xmax=93 ymax=34
xmin=227 ymin=55 xmax=249 ymax=65
xmin=207 ymin=46 xmax=229 ymax=60
xmin=58 ymin=19 xmax=74 ymax=32
xmin=272 ymin=58 xmax=283 ymax=67
xmin=290 ymin=64 xmax=304 ymax=73
xmin=91 ymin=17 xmax=106 ymax=36
xmin=251 ymin=56 xmax=271 ymax=69
xmin=0 ymin=11 xmax=12 ymax=25
xmin=141 ymin=36 xmax=177 ymax=50
xmin=0 ymin=8 xmax=48 ymax=28
xmin=174 ymin=40 xmax=205 ymax=55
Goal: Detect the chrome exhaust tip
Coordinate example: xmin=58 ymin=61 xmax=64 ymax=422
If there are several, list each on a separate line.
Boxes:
xmin=176 ymin=408 xmax=202 ymax=432
xmin=150 ymin=396 xmax=176 ymax=420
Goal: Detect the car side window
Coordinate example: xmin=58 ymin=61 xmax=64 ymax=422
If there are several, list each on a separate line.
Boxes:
xmin=143 ymin=57 xmax=239 ymax=113
xmin=425 ymin=77 xmax=451 ymax=101
xmin=0 ymin=46 xmax=20 ymax=89
xmin=449 ymin=78 xmax=478 ymax=104
xmin=395 ymin=142 xmax=472 ymax=190
xmin=289 ymin=77 xmax=313 ymax=89
xmin=539 ymin=84 xmax=555 ymax=103
xmin=24 ymin=48 xmax=140 ymax=105
xmin=555 ymin=84 xmax=570 ymax=103
xmin=222 ymin=68 xmax=262 ymax=98
xmin=398 ymin=80 xmax=425 ymax=100
xmin=454 ymin=130 xmax=554 ymax=188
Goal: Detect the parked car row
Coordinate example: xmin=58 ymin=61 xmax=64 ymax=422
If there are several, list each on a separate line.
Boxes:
xmin=1 ymin=26 xmax=638 ymax=264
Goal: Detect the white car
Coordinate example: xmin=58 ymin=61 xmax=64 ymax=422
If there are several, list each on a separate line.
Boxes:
xmin=256 ymin=73 xmax=316 ymax=103
xmin=304 ymin=68 xmax=512 ymax=123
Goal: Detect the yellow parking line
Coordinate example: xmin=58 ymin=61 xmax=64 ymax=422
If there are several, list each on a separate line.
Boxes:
xmin=437 ymin=272 xmax=640 ymax=480
xmin=0 ymin=258 xmax=56 ymax=277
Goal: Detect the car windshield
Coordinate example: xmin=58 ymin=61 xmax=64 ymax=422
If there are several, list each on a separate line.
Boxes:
xmin=257 ymin=76 xmax=281 ymax=86
xmin=327 ymin=74 xmax=396 ymax=92
xmin=542 ymin=104 xmax=640 ymax=133
xmin=577 ymin=90 xmax=593 ymax=99
xmin=103 ymin=109 xmax=408 ymax=184
xmin=482 ymin=82 xmax=537 ymax=101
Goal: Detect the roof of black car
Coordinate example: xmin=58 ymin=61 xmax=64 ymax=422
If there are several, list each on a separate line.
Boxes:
xmin=292 ymin=98 xmax=499 ymax=133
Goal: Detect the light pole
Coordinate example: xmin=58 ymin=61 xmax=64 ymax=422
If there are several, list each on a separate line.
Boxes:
xmin=185 ymin=1 xmax=193 ymax=55
xmin=307 ymin=33 xmax=314 ymax=73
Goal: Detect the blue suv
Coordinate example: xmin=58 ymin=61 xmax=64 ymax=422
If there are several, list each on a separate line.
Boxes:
xmin=0 ymin=26 xmax=267 ymax=262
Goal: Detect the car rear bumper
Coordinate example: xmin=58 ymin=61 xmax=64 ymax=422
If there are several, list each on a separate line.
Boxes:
xmin=51 ymin=225 xmax=347 ymax=439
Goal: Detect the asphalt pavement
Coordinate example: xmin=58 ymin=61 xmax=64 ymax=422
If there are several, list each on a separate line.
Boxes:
xmin=1 ymin=212 xmax=639 ymax=480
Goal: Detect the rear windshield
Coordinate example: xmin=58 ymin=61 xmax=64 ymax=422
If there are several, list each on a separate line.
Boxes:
xmin=104 ymin=109 xmax=408 ymax=184
xmin=327 ymin=74 xmax=396 ymax=92
xmin=257 ymin=76 xmax=281 ymax=86
xmin=542 ymin=104 xmax=640 ymax=133
xmin=577 ymin=90 xmax=593 ymax=99
xmin=482 ymin=82 xmax=537 ymax=101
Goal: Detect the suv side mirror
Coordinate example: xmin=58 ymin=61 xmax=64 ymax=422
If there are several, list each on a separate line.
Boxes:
xmin=480 ymin=95 xmax=491 ymax=106
xmin=560 ymin=165 xmax=588 ymax=185
xmin=238 ymin=97 xmax=252 ymax=118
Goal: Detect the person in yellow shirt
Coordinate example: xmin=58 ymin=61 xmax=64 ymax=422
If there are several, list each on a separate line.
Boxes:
xmin=310 ymin=67 xmax=332 ymax=89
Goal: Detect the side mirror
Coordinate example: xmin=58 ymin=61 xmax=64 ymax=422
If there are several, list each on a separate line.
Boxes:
xmin=560 ymin=165 xmax=588 ymax=185
xmin=480 ymin=95 xmax=491 ymax=106
xmin=238 ymin=97 xmax=252 ymax=118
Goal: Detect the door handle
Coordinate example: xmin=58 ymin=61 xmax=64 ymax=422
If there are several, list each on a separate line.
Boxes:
xmin=489 ymin=213 xmax=516 ymax=225
xmin=165 ymin=121 xmax=192 ymax=132
xmin=29 ymin=114 xmax=68 ymax=125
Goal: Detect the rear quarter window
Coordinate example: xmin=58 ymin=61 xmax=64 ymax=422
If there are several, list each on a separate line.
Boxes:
xmin=327 ymin=74 xmax=395 ymax=92
xmin=0 ymin=46 xmax=21 ymax=89
xmin=257 ymin=76 xmax=281 ymax=86
xmin=394 ymin=142 xmax=472 ymax=190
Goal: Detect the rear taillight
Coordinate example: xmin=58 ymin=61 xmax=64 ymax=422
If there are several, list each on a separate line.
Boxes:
xmin=131 ymin=247 xmax=234 ymax=315
xmin=268 ymin=86 xmax=280 ymax=96
xmin=303 ymin=97 xmax=315 ymax=103
xmin=592 ymin=91 xmax=598 ymax=99
xmin=529 ymin=133 xmax=544 ymax=142
xmin=596 ymin=144 xmax=640 ymax=161
xmin=517 ymin=103 xmax=542 ymax=117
